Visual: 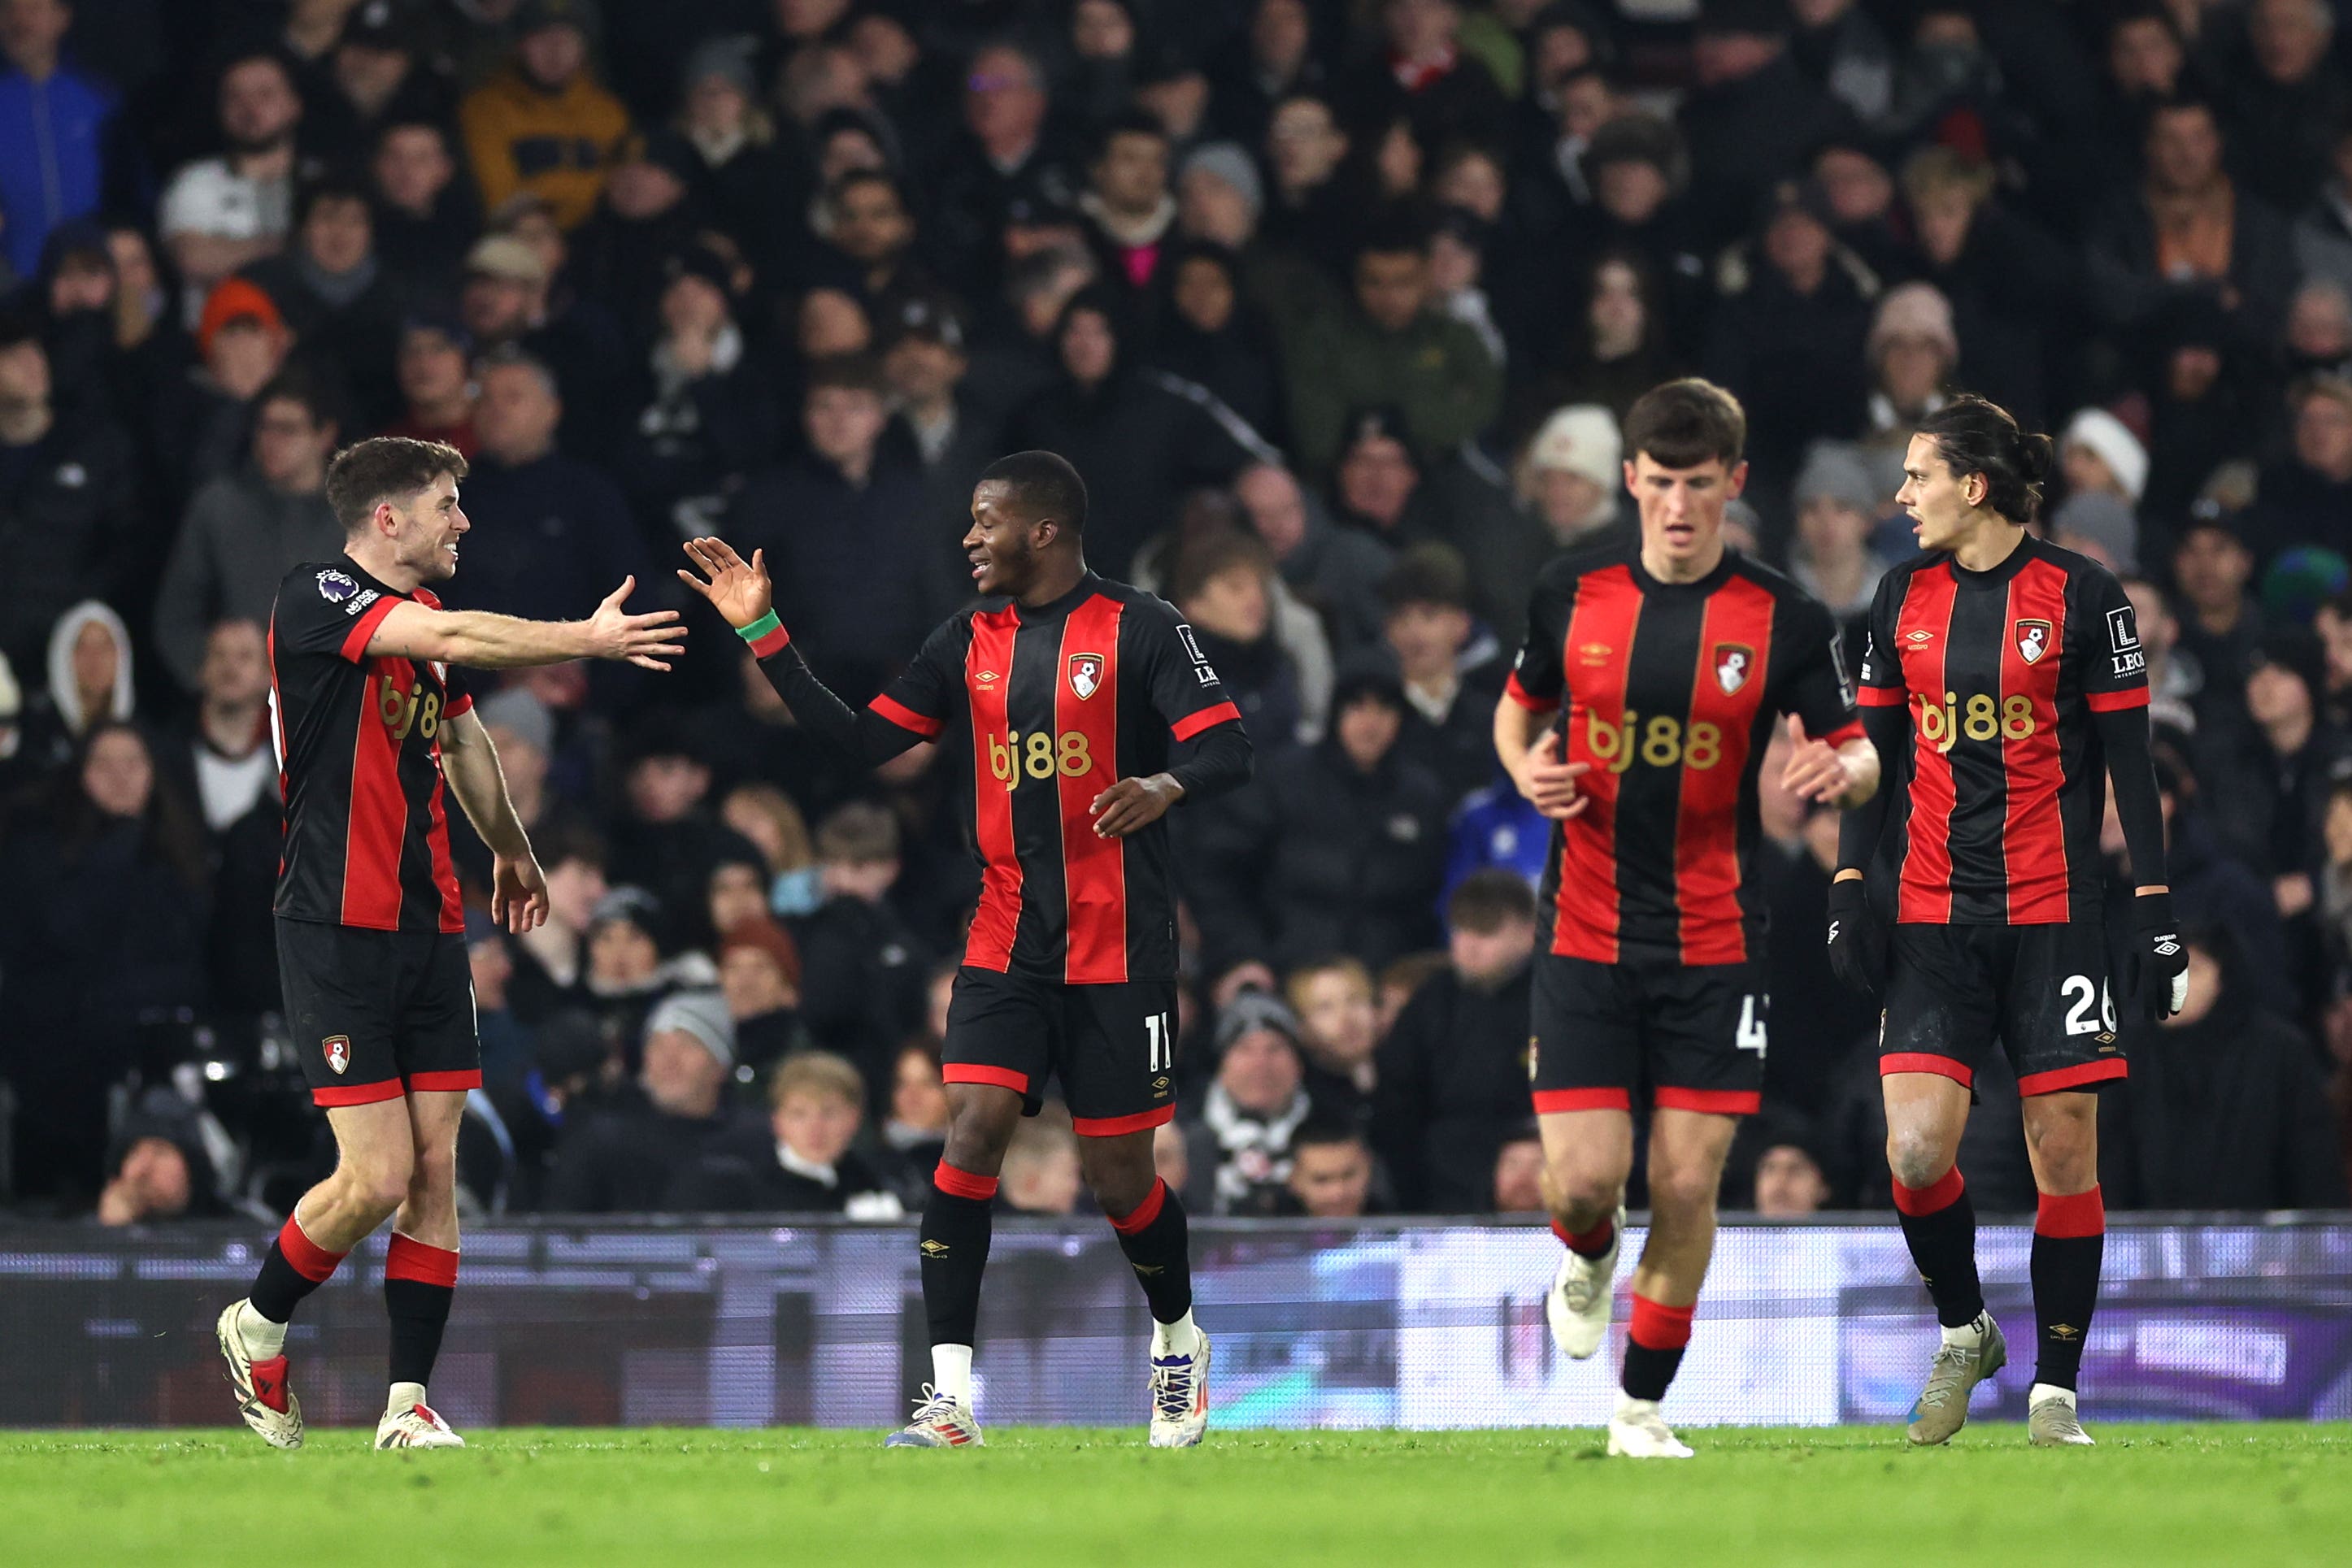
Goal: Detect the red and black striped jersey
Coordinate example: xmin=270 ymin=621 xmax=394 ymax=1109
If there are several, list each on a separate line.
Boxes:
xmin=1506 ymin=545 xmax=1863 ymax=966
xmin=864 ymin=573 xmax=1245 ymax=984
xmin=1856 ymin=536 xmax=2148 ymax=924
xmin=269 ymin=559 xmax=472 ymax=933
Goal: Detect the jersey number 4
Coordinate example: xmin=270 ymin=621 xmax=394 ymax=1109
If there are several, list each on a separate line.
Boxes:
xmin=1737 ymin=994 xmax=1769 ymax=1058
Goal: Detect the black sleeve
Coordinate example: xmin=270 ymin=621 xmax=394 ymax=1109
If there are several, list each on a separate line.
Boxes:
xmin=2096 ymin=705 xmax=2168 ymax=888
xmin=1837 ymin=702 xmax=1911 ymax=875
xmin=1837 ymin=571 xmax=1912 ymax=874
xmin=1502 ymin=560 xmax=1572 ymax=715
xmin=755 ymin=615 xmax=963 ymax=767
xmin=1771 ymin=591 xmax=1863 ymax=744
xmin=276 ymin=564 xmax=399 ymax=663
xmin=2076 ymin=565 xmax=2153 ymax=711
xmin=1136 ymin=597 xmax=1254 ymax=803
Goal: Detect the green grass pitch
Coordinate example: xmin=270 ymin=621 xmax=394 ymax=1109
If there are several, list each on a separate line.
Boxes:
xmin=5 ymin=1425 xmax=2345 ymax=1566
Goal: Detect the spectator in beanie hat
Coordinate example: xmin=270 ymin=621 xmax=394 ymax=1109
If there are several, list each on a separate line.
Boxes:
xmin=717 ymin=915 xmax=808 ymax=1075
xmin=1516 ymin=403 xmax=1624 ymax=547
xmin=2060 ymin=406 xmax=2150 ymax=508
xmin=1193 ymin=989 xmax=1319 ymax=1216
xmin=540 ymin=988 xmax=750 ymax=1214
xmin=1789 ymin=440 xmax=1892 ymax=629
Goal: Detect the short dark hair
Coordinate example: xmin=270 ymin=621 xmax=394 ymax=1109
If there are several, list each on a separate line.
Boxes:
xmin=296 ymin=178 xmax=372 ymax=228
xmin=1170 ymin=528 xmax=1272 ymax=606
xmin=1290 ymin=1116 xmax=1368 ymax=1157
xmin=255 ymin=367 xmax=339 ymax=432
xmin=537 ymin=823 xmax=607 ymax=874
xmin=324 ymin=436 xmax=467 ymax=531
xmin=1380 ymin=543 xmax=1472 ymax=614
xmin=1094 ymin=109 xmax=1170 ymax=162
xmin=978 ymin=450 xmax=1089 ymax=534
xmin=1448 ymin=868 xmax=1537 ymax=934
xmin=1623 ymin=378 xmax=1746 ymax=469
xmin=1355 ymin=214 xmax=1431 ymax=263
xmin=803 ymin=352 xmax=889 ymax=398
xmin=1915 ymin=393 xmax=2053 ymax=523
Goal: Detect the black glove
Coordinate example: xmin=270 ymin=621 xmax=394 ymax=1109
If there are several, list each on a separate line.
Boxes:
xmin=1825 ymin=876 xmax=1887 ymax=999
xmin=2128 ymin=891 xmax=2189 ymax=1022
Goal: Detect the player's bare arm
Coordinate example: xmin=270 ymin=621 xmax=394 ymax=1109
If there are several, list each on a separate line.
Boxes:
xmin=1493 ymin=694 xmax=1589 ymax=819
xmin=438 ymin=707 xmax=549 ymax=935
xmin=365 ymin=579 xmax=686 ymax=670
xmin=1778 ymin=715 xmax=1880 ymax=809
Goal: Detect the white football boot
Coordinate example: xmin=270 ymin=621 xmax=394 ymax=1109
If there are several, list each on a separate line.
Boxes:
xmin=376 ymin=1384 xmax=465 ymax=1449
xmin=884 ymin=1384 xmax=986 ymax=1448
xmin=1546 ymin=1205 xmax=1625 ymax=1360
xmin=216 ymin=1300 xmax=303 ymax=1450
xmin=1148 ymin=1331 xmax=1211 ymax=1449
xmin=1606 ymin=1396 xmax=1695 ymax=1459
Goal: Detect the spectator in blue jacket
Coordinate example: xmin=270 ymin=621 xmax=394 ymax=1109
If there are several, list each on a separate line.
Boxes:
xmin=0 ymin=0 xmax=116 ymax=282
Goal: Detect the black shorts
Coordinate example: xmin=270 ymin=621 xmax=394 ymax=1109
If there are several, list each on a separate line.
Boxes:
xmin=943 ymin=966 xmax=1179 ymax=1136
xmin=276 ymin=918 xmax=480 ymax=1107
xmin=1529 ymin=952 xmax=1767 ymax=1117
xmin=1879 ymin=923 xmax=2128 ymax=1097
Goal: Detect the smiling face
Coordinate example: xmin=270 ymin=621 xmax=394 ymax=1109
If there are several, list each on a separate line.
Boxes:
xmin=380 ymin=470 xmax=469 ymax=582
xmin=964 ymin=478 xmax=1052 ymax=597
xmin=1624 ymin=450 xmax=1742 ymax=574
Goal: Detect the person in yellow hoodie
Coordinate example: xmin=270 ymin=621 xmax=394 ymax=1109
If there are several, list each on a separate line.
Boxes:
xmin=459 ymin=0 xmax=631 ymax=230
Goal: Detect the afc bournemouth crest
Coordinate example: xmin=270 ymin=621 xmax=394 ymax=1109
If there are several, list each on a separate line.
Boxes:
xmin=323 ymin=1035 xmax=351 ymax=1075
xmin=2015 ymin=619 xmax=2052 ymax=665
xmin=1714 ymin=642 xmax=1754 ymax=695
xmin=1068 ymin=652 xmax=1104 ymax=699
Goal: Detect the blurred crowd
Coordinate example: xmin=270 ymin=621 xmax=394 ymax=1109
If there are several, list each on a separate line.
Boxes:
xmin=2 ymin=0 xmax=2350 ymax=1226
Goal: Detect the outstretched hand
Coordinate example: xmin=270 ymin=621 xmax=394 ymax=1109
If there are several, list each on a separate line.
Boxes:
xmin=585 ymin=576 xmax=688 ymax=671
xmin=677 ymin=536 xmax=774 ymax=630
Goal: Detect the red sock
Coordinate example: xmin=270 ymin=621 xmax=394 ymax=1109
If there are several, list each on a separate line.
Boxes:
xmin=1551 ymin=1215 xmax=1615 ymax=1260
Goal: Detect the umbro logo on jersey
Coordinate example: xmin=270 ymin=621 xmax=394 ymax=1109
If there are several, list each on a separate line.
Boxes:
xmin=2154 ymin=936 xmax=2180 ymax=955
xmin=974 ymin=669 xmax=1000 ymax=684
xmin=2015 ymin=619 xmax=2052 ymax=664
xmin=1069 ymin=651 xmax=1103 ymax=699
xmin=1576 ymin=641 xmax=1613 ymax=667
xmin=323 ymin=1035 xmax=351 ymax=1075
xmin=1714 ymin=642 xmax=1754 ymax=695
xmin=1905 ymin=629 xmax=1935 ymax=645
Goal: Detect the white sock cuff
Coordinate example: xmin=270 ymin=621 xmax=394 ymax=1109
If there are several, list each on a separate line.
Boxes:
xmin=2028 ymin=1383 xmax=2077 ymax=1409
xmin=931 ymin=1344 xmax=974 ymax=1404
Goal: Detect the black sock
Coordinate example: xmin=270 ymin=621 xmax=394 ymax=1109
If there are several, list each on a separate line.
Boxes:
xmin=2032 ymin=1187 xmax=2105 ymax=1391
xmin=1621 ymin=1295 xmax=1693 ymax=1402
xmin=249 ymin=1216 xmax=346 ymax=1325
xmin=921 ymin=1163 xmax=998 ymax=1348
xmin=1893 ymin=1167 xmax=1985 ymax=1329
xmin=1109 ymin=1179 xmax=1193 ymax=1325
xmin=384 ymin=1235 xmax=458 ymax=1391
